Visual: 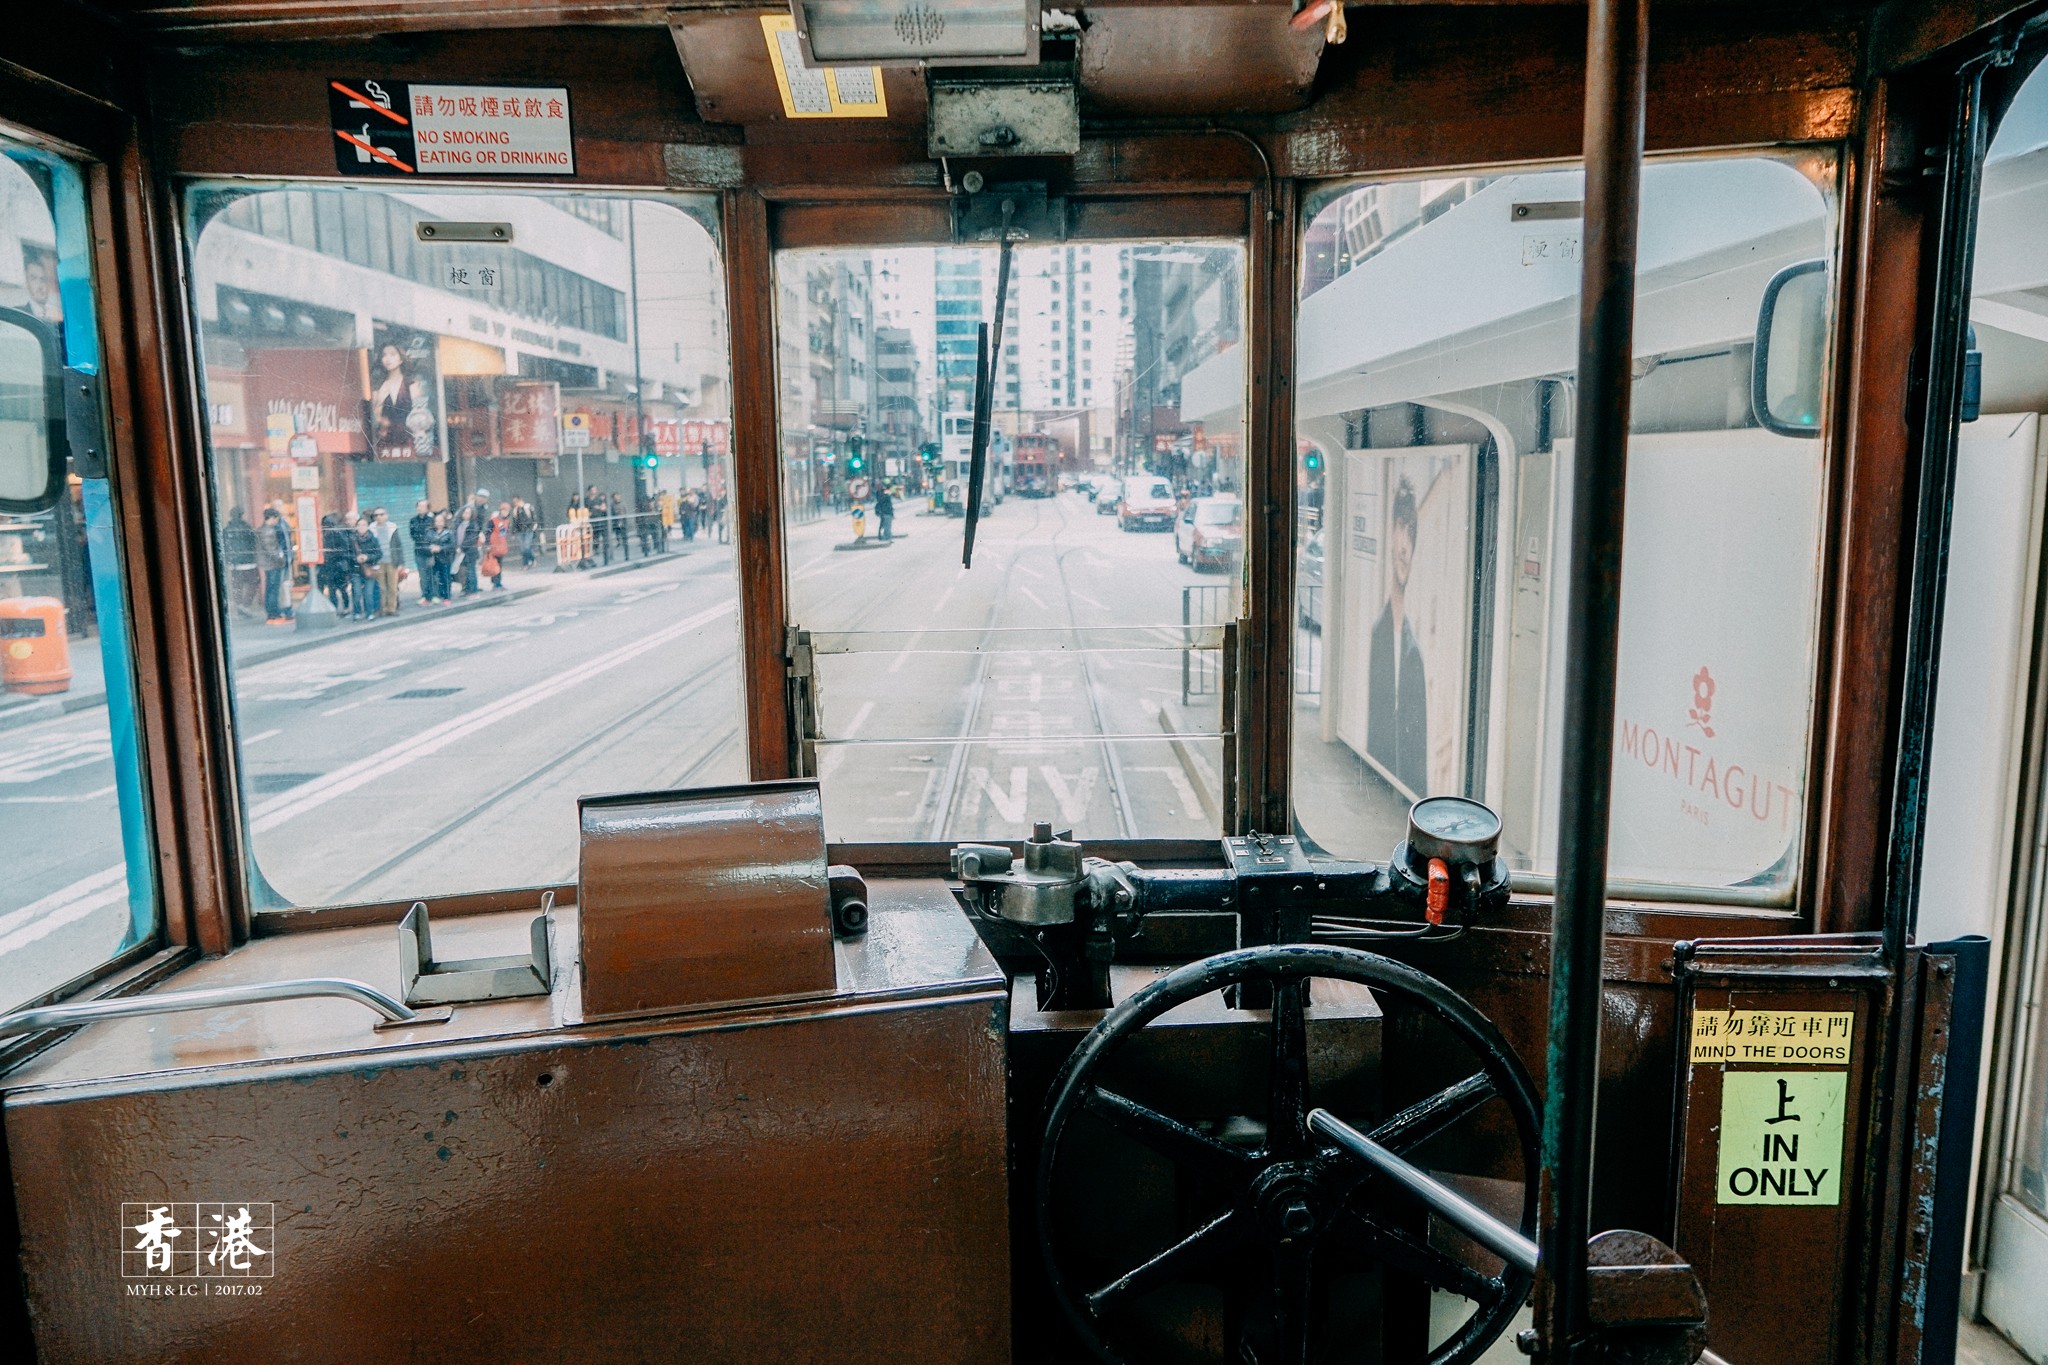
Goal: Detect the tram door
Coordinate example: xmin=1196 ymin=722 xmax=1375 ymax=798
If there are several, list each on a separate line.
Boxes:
xmin=1935 ymin=56 xmax=2048 ymax=1363
xmin=778 ymin=236 xmax=1246 ymax=847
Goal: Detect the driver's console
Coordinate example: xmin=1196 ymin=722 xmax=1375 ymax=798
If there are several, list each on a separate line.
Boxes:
xmin=2 ymin=781 xmax=1707 ymax=1365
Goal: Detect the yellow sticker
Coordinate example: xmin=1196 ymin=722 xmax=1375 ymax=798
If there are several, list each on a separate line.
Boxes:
xmin=1689 ymin=1009 xmax=1853 ymax=1065
xmin=760 ymin=14 xmax=889 ymax=120
xmin=1717 ymin=1071 xmax=1847 ymax=1205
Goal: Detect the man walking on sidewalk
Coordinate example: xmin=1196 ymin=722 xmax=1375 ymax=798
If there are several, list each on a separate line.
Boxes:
xmin=407 ymin=500 xmax=434 ymax=605
xmin=222 ymin=506 xmax=262 ymax=618
xmin=512 ymin=498 xmax=538 ymax=568
xmin=369 ymin=507 xmax=403 ymax=615
xmin=257 ymin=506 xmax=294 ymax=624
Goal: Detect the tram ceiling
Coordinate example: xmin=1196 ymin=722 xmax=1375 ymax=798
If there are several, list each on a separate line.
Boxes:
xmin=126 ymin=11 xmax=1865 ymax=199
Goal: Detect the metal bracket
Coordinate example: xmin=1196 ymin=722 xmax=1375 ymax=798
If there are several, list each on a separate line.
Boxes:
xmin=952 ymin=181 xmax=1065 ymax=244
xmin=398 ymin=893 xmax=554 ymax=1006
xmin=787 ymin=625 xmax=821 ymax=778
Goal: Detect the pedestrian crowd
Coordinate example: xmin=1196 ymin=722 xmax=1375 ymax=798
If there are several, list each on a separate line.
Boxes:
xmin=221 ymin=483 xmax=701 ymax=627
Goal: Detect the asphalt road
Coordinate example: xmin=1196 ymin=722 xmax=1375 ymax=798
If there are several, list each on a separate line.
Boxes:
xmin=0 ymin=489 xmax=1234 ymax=1007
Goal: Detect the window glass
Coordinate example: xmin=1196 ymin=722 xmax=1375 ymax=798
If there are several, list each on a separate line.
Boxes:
xmin=188 ymin=187 xmax=744 ymax=910
xmin=0 ymin=139 xmax=156 ymax=1010
xmin=1290 ymin=157 xmax=1836 ymax=902
xmin=778 ymin=242 xmax=1245 ymax=842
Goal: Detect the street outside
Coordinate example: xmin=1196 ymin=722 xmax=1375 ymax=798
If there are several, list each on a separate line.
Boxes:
xmin=0 ymin=487 xmax=1235 ymax=1004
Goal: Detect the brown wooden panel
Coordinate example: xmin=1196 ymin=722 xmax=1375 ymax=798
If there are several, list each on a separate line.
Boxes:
xmin=7 ymin=988 xmax=1011 ymax=1364
xmin=1243 ymin=168 xmax=1293 ymax=835
xmin=771 ymin=197 xmax=953 ymax=248
xmin=724 ymin=188 xmax=794 ymax=779
xmin=1280 ymin=3 xmax=1860 ymax=179
xmin=770 ymin=193 xmax=1245 ymax=249
xmin=1671 ymin=954 xmax=1888 ymax=1365
xmin=1812 ymin=78 xmax=1930 ymax=936
xmin=1870 ymin=0 xmax=2040 ymax=74
xmin=1080 ymin=4 xmax=1324 ymax=115
xmin=149 ymin=25 xmax=706 ymax=184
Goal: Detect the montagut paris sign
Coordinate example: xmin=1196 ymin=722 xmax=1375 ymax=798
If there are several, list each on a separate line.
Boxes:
xmin=328 ymin=79 xmax=575 ymax=177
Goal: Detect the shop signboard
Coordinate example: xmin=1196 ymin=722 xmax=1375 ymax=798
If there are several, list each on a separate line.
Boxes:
xmin=496 ymin=379 xmax=563 ymax=456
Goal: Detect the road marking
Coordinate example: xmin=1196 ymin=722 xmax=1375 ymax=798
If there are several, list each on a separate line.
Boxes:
xmin=888 ymin=575 xmax=965 ymax=674
xmin=817 ymin=700 xmax=874 ymax=781
xmin=1040 ymin=765 xmax=1098 ymax=824
xmin=321 ymin=699 xmax=366 ymax=717
xmin=1018 ymin=585 xmax=1049 ymax=610
xmin=0 ymin=784 xmax=116 ymax=804
xmin=0 ymin=733 xmax=111 ymax=783
xmin=1130 ymin=764 xmax=1202 ymax=817
xmin=244 ymin=729 xmax=281 ymax=745
xmin=0 ymin=864 xmax=127 ymax=955
xmin=960 ymin=766 xmax=1029 ymax=823
xmin=250 ymin=600 xmax=735 ymax=834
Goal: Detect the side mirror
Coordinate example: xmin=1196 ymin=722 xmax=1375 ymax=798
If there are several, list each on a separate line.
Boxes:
xmin=1751 ymin=259 xmax=1828 ymax=439
xmin=0 ymin=306 xmax=66 ymax=513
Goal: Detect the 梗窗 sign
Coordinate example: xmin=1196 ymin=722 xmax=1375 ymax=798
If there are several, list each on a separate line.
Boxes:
xmin=327 ymin=79 xmax=574 ymax=176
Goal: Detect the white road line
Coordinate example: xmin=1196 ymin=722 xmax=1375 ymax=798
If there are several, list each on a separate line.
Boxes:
xmin=320 ymin=699 xmax=366 ymax=717
xmin=249 ymin=600 xmax=734 ymax=834
xmin=244 ymin=729 xmax=281 ymax=745
xmin=0 ymin=784 xmax=116 ymax=805
xmin=0 ymin=864 xmax=126 ymax=945
xmin=817 ymin=701 xmax=873 ymax=781
xmin=887 ymin=574 xmax=965 ymax=674
xmin=1018 ymin=585 xmax=1049 ymax=610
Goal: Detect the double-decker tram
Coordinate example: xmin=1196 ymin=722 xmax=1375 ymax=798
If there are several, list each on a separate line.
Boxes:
xmin=8 ymin=3 xmax=2048 ymax=1364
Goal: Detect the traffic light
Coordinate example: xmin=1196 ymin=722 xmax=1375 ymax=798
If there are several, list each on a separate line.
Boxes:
xmin=847 ymin=436 xmax=865 ymax=476
xmin=1304 ymin=450 xmax=1323 ymax=472
xmin=642 ymin=453 xmax=660 ymax=470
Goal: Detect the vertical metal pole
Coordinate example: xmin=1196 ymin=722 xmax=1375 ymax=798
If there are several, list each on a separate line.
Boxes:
xmin=1538 ymin=0 xmax=1647 ymax=1359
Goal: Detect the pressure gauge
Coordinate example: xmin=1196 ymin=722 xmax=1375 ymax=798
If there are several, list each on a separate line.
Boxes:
xmin=1406 ymin=796 xmax=1502 ymax=867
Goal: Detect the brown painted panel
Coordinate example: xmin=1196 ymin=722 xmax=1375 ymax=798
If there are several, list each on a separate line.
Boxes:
xmin=1080 ymin=5 xmax=1324 ymax=115
xmin=1813 ymin=79 xmax=1930 ymax=936
xmin=1671 ymin=946 xmax=1887 ymax=1365
xmin=577 ymin=782 xmax=837 ymax=1018
xmin=7 ymin=987 xmax=1010 ymax=1365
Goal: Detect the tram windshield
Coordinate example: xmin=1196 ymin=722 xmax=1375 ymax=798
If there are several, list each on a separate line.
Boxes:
xmin=185 ymin=186 xmax=745 ymax=912
xmin=778 ymin=240 xmax=1245 ymax=843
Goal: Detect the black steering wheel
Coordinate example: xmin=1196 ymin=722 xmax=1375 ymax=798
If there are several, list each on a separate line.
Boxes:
xmin=1037 ymin=943 xmax=1540 ymax=1365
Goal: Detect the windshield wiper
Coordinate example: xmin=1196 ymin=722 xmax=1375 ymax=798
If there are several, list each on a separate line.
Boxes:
xmin=963 ymin=198 xmax=1017 ymax=569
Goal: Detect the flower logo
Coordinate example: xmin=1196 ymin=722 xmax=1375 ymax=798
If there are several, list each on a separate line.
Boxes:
xmin=1688 ymin=666 xmax=1716 ymax=738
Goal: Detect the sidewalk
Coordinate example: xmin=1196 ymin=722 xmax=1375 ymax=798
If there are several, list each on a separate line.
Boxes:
xmin=0 ymin=544 xmax=701 ymax=736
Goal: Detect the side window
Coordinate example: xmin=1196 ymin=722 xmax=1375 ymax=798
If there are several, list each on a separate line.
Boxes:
xmin=0 ymin=137 xmax=157 ymax=1011
xmin=1291 ymin=157 xmax=1837 ymax=903
xmin=776 ymin=242 xmax=1246 ymax=843
xmin=187 ymin=188 xmax=744 ymax=911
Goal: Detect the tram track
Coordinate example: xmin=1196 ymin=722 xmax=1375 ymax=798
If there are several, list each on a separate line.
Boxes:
xmin=326 ymin=650 xmax=739 ymax=904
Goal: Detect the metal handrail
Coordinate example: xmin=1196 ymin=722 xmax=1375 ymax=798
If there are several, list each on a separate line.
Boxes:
xmin=0 ymin=978 xmax=442 ymax=1040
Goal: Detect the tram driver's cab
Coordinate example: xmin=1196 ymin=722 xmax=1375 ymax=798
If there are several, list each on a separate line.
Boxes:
xmin=0 ymin=3 xmax=2038 ymax=1365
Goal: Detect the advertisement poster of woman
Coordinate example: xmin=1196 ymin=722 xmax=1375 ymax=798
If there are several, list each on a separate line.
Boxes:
xmin=367 ymin=323 xmax=440 ymax=461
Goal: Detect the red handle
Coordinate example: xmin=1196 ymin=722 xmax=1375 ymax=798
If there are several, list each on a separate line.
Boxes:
xmin=1426 ymin=858 xmax=1450 ymax=925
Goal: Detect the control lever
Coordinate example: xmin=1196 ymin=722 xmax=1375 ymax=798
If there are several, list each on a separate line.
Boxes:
xmin=948 ymin=796 xmax=1512 ymax=1011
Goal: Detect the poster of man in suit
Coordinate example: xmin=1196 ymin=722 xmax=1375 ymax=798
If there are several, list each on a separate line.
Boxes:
xmin=1367 ymin=475 xmax=1429 ymax=794
xmin=1334 ymin=445 xmax=1471 ymax=804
